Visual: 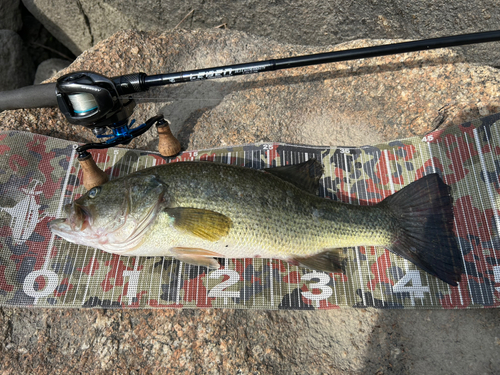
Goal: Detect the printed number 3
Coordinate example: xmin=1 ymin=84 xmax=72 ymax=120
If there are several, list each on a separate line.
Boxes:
xmin=301 ymin=272 xmax=333 ymax=307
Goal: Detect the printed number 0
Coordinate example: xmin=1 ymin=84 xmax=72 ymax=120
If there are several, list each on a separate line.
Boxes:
xmin=123 ymin=270 xmax=141 ymax=305
xmin=301 ymin=272 xmax=333 ymax=306
xmin=208 ymin=269 xmax=240 ymax=298
xmin=23 ymin=270 xmax=59 ymax=303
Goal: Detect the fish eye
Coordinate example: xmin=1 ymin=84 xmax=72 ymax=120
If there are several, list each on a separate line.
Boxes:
xmin=88 ymin=186 xmax=101 ymax=199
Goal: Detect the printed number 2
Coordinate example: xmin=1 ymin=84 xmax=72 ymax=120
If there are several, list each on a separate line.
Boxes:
xmin=208 ymin=269 xmax=240 ymax=300
xmin=302 ymin=272 xmax=333 ymax=307
xmin=393 ymin=270 xmax=430 ymax=298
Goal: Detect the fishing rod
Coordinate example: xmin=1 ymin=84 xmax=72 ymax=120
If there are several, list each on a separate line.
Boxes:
xmin=1 ymin=30 xmax=500 ymax=189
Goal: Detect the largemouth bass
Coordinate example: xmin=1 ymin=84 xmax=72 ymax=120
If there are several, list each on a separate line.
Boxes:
xmin=49 ymin=160 xmax=464 ymax=286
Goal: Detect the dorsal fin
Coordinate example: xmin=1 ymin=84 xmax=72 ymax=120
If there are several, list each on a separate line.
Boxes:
xmin=264 ymin=159 xmax=323 ymax=195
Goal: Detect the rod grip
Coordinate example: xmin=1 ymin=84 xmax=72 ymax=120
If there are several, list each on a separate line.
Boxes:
xmin=0 ymin=83 xmax=57 ymax=111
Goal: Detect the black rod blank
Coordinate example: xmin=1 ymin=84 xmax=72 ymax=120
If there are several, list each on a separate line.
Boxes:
xmin=143 ymin=30 xmax=500 ymax=88
xmin=2 ymin=30 xmax=500 ymax=112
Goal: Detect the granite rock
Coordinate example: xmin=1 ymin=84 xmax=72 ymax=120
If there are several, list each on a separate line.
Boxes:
xmin=22 ymin=0 xmax=500 ymax=66
xmin=1 ymin=29 xmax=500 ymax=374
xmin=0 ymin=0 xmax=22 ymax=32
xmin=0 ymin=308 xmax=498 ymax=374
xmin=0 ymin=29 xmax=34 ymax=91
xmin=34 ymin=58 xmax=71 ymax=84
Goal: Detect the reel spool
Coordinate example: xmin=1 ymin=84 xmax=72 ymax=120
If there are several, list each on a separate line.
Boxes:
xmin=67 ymin=93 xmax=98 ymax=115
xmin=56 ymin=71 xmax=137 ymax=130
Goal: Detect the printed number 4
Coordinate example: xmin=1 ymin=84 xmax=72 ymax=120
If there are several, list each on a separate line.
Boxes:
xmin=393 ymin=270 xmax=430 ymax=298
xmin=422 ymin=134 xmax=434 ymax=142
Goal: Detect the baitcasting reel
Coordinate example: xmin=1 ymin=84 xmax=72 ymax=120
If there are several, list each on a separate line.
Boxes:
xmin=55 ymin=71 xmax=181 ymax=159
xmin=54 ymin=71 xmax=181 ymax=188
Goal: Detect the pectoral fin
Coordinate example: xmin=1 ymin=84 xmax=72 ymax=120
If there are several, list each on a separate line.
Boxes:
xmin=292 ymin=248 xmax=347 ymax=273
xmin=166 ymin=207 xmax=232 ymax=241
xmin=170 ymin=247 xmax=222 ymax=269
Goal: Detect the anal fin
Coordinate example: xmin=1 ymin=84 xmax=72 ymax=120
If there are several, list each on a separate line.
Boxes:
xmin=170 ymin=247 xmax=222 ymax=269
xmin=292 ymin=248 xmax=346 ymax=273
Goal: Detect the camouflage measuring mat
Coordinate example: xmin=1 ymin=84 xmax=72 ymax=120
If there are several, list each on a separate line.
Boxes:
xmin=1 ymin=113 xmax=500 ymax=310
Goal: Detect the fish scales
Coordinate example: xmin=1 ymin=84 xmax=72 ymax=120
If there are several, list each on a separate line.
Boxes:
xmin=50 ymin=160 xmax=464 ymax=285
xmin=131 ymin=162 xmax=396 ymax=258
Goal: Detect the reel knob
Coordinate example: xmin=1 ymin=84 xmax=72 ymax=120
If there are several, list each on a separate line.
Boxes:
xmin=78 ymin=153 xmax=109 ymax=190
xmin=157 ymin=119 xmax=181 ymax=156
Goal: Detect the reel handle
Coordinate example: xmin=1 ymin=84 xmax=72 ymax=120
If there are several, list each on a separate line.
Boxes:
xmin=75 ymin=115 xmax=181 ymax=190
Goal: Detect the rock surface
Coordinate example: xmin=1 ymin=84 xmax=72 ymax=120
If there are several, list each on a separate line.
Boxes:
xmin=1 ymin=29 xmax=500 ymax=374
xmin=0 ymin=30 xmax=34 ymax=91
xmin=0 ymin=2 xmax=75 ymax=91
xmin=22 ymin=0 xmax=500 ymax=66
xmin=34 ymin=58 xmax=71 ymax=84
xmin=0 ymin=0 xmax=22 ymax=32
xmin=0 ymin=308 xmax=499 ymax=374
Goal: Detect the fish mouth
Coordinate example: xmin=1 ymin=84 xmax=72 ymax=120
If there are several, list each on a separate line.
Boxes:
xmin=49 ymin=203 xmax=91 ymax=235
xmin=49 ymin=181 xmax=166 ymax=252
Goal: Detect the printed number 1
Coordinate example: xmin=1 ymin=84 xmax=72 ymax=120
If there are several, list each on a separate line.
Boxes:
xmin=123 ymin=270 xmax=140 ymax=305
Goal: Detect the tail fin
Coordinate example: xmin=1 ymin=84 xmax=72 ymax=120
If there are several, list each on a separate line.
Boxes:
xmin=380 ymin=173 xmax=464 ymax=286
